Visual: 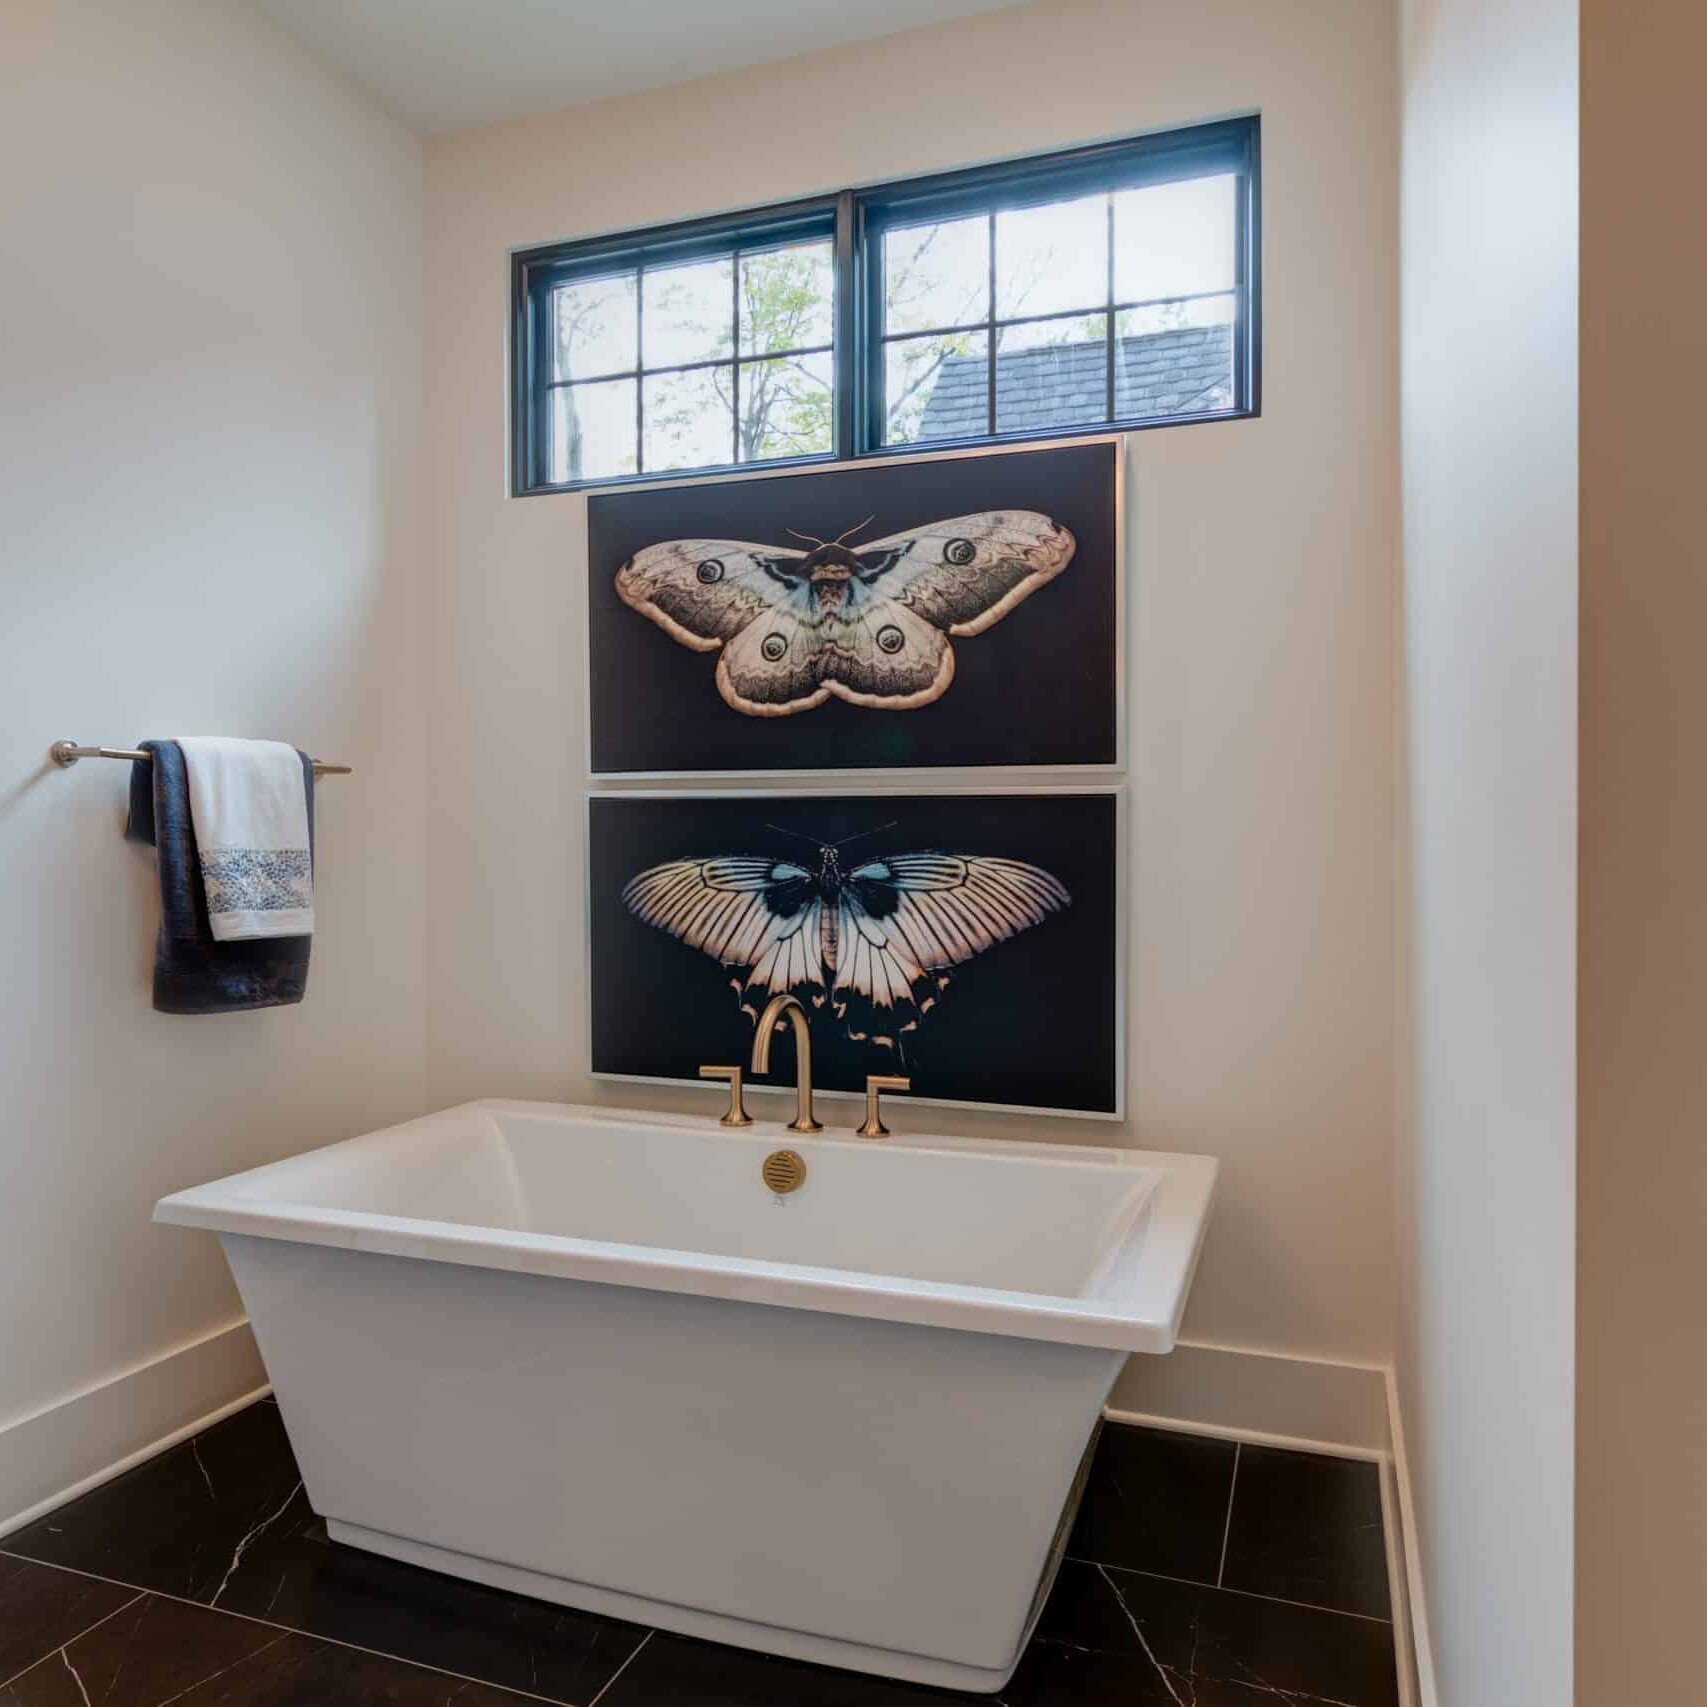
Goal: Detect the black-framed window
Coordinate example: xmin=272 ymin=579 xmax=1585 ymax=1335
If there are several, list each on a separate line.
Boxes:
xmin=512 ymin=117 xmax=1258 ymax=494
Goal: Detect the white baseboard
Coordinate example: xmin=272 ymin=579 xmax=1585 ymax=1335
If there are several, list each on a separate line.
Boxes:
xmin=1107 ymin=1339 xmax=1392 ymax=1457
xmin=0 ymin=1318 xmax=268 ymax=1539
xmin=1108 ymin=1341 xmax=1431 ymax=1707
xmin=1384 ymin=1367 xmax=1438 ymax=1707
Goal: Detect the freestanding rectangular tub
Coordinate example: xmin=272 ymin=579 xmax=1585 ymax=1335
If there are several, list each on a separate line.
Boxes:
xmin=155 ymin=1100 xmax=1216 ymax=1692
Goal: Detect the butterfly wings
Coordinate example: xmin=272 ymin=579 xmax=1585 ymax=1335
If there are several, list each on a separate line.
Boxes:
xmin=832 ymin=854 xmax=1070 ymax=1009
xmin=613 ymin=511 xmax=1075 ymax=717
xmin=621 ymin=855 xmax=826 ymax=998
xmin=621 ymin=849 xmax=1070 ymax=1026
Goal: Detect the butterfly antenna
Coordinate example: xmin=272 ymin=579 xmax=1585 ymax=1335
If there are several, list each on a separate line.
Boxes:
xmin=829 ymin=821 xmax=898 ymax=850
xmin=764 ymin=823 xmax=826 ymax=845
xmin=783 ymin=526 xmax=828 ymax=548
xmin=832 ymin=514 xmax=876 ymax=546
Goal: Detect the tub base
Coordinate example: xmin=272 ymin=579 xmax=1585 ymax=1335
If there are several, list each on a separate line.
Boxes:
xmin=326 ymin=1518 xmax=1046 ymax=1692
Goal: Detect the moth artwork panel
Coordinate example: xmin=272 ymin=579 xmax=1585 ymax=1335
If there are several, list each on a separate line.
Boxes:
xmin=588 ymin=791 xmax=1121 ymax=1117
xmin=585 ymin=439 xmax=1120 ymax=774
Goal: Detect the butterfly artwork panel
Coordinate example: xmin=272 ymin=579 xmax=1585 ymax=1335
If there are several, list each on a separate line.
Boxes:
xmin=587 ymin=790 xmax=1122 ymax=1117
xmin=585 ymin=438 xmax=1121 ymax=775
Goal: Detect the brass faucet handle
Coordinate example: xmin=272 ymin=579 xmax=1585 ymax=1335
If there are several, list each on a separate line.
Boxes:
xmin=856 ymin=1074 xmax=911 ymax=1139
xmin=698 ymin=1064 xmax=752 ymax=1127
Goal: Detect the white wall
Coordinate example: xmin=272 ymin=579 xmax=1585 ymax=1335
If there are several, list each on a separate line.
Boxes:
xmin=423 ymin=0 xmax=1400 ymax=1365
xmin=0 ymin=0 xmax=426 ymax=1520
xmin=1577 ymin=2 xmax=1707 ymax=1699
xmin=1395 ymin=0 xmax=1577 ymax=1698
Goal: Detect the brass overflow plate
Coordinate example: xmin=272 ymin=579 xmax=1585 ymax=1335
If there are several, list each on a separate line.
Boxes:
xmin=761 ymin=1149 xmax=807 ymax=1195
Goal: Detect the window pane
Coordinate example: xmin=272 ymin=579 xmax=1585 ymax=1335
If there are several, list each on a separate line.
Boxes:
xmin=1114 ymin=306 xmax=1234 ymax=417
xmin=995 ymin=193 xmax=1107 ymax=320
xmin=737 ymin=352 xmax=833 ymax=462
xmin=642 ymin=256 xmax=732 ymax=368
xmin=884 ymin=329 xmax=989 ymax=444
xmin=551 ymin=379 xmax=636 ymax=484
xmin=643 ymin=365 xmax=734 ymax=472
xmin=1117 ymin=291 xmax=1237 ymax=336
xmin=552 ymin=274 xmax=637 ymax=381
xmin=739 ymin=241 xmax=834 ymax=357
xmin=1113 ymin=174 xmax=1236 ymax=306
xmin=883 ymin=216 xmax=988 ymax=335
xmin=994 ymin=313 xmax=1110 ymax=434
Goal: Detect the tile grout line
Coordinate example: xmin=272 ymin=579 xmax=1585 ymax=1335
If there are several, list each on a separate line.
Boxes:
xmin=584 ymin=1628 xmax=651 ymax=1707
xmin=0 ymin=1586 xmax=147 ymax=1693
xmin=1216 ymin=1441 xmax=1240 ymax=1587
xmin=0 ymin=1548 xmax=631 ymax=1707
xmin=1065 ymin=1557 xmax=1394 ymax=1627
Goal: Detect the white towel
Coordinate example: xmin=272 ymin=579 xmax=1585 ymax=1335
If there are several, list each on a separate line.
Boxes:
xmin=176 ymin=737 xmax=314 ymax=942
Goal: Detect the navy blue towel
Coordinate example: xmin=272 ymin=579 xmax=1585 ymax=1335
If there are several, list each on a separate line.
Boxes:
xmin=124 ymin=740 xmax=315 ymax=1014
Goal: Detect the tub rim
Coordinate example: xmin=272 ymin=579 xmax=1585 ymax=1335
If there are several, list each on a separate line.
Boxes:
xmin=154 ymin=1098 xmax=1217 ymax=1355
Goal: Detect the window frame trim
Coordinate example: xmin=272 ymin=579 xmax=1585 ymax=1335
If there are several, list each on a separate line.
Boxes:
xmin=511 ymin=116 xmax=1260 ymax=496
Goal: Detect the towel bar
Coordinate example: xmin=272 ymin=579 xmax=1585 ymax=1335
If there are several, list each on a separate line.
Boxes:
xmin=50 ymin=741 xmax=352 ymax=777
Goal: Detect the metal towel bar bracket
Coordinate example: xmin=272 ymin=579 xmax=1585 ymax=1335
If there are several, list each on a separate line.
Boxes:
xmin=50 ymin=741 xmax=352 ymax=777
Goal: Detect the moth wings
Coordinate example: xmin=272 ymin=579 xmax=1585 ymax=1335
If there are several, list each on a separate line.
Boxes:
xmin=859 ymin=511 xmax=1076 ymax=638
xmin=612 ymin=540 xmax=804 ymax=654
xmin=716 ymin=595 xmax=952 ymax=718
xmin=612 ymin=510 xmax=1075 ymax=717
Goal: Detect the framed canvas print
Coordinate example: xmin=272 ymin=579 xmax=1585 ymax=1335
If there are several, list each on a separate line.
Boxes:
xmin=585 ymin=437 xmax=1121 ymax=775
xmin=587 ymin=789 xmax=1123 ymax=1117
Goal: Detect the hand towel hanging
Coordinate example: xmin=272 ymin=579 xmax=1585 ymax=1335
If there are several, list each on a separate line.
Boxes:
xmin=174 ymin=737 xmax=314 ymax=942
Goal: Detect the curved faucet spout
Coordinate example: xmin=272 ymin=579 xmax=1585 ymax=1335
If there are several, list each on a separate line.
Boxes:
xmin=749 ymin=993 xmax=822 ymax=1134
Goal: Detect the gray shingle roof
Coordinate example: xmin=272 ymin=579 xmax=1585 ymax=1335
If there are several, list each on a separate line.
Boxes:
xmin=914 ymin=324 xmax=1233 ymax=440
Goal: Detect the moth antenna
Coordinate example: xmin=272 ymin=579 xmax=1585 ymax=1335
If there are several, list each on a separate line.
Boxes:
xmin=831 ymin=514 xmax=876 ymax=546
xmin=783 ymin=526 xmax=828 ymax=548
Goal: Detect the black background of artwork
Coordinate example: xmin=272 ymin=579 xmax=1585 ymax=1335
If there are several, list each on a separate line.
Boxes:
xmin=586 ymin=441 xmax=1119 ymax=773
xmin=588 ymin=792 xmax=1120 ymax=1115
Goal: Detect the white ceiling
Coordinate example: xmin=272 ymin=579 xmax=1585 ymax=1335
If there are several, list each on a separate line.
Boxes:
xmin=253 ymin=0 xmax=1021 ymax=136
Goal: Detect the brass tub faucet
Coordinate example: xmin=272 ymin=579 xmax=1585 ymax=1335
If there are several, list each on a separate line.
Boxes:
xmin=856 ymin=1075 xmax=911 ymax=1139
xmin=749 ymin=993 xmax=822 ymax=1134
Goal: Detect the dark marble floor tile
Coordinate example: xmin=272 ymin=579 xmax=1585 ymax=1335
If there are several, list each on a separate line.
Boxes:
xmin=1220 ymin=1445 xmax=1391 ymax=1619
xmin=0 ymin=1590 xmax=540 ymax=1706
xmin=4 ymin=1401 xmax=301 ymax=1605
xmin=0 ymin=1554 xmax=139 ymax=1686
xmin=1066 ymin=1423 xmax=1237 ymax=1583
xmin=597 ymin=1632 xmax=974 ymax=1707
xmin=7 ymin=1401 xmax=648 ymax=1705
xmin=1012 ymin=1559 xmax=1398 ymax=1707
xmin=0 ymin=1590 xmax=287 ymax=1706
xmin=212 ymin=1508 xmax=650 ymax=1703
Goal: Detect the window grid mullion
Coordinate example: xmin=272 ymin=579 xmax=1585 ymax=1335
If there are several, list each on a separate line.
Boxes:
xmin=548 ymin=342 xmax=835 ymax=391
xmin=1105 ymin=193 xmax=1116 ymax=423
xmin=984 ymin=213 xmax=996 ymax=437
xmin=634 ymin=261 xmax=646 ymax=475
xmin=875 ymin=288 xmax=1237 ymax=350
xmin=730 ymin=250 xmax=741 ymax=464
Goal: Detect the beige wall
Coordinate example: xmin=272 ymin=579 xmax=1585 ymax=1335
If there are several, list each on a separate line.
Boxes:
xmin=1396 ymin=0 xmax=1578 ymax=1699
xmin=0 ymin=0 xmax=426 ymax=1517
xmin=423 ymin=0 xmax=1400 ymax=1364
xmin=1577 ymin=2 xmax=1707 ymax=1699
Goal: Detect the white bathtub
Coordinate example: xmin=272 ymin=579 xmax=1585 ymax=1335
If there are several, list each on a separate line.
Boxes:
xmin=155 ymin=1100 xmax=1216 ymax=1692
